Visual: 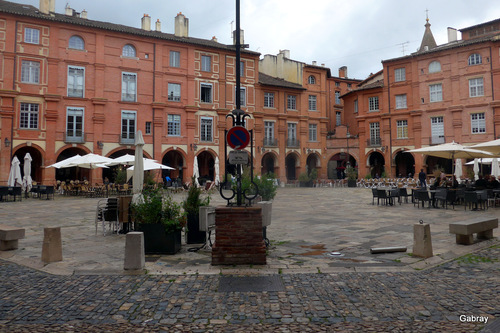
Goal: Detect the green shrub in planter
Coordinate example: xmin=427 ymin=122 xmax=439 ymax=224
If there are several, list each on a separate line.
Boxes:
xmin=182 ymin=177 xmax=210 ymax=244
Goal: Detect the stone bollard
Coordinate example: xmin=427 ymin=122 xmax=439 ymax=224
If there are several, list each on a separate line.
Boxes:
xmin=41 ymin=227 xmax=63 ymax=263
xmin=413 ymin=222 xmax=433 ymax=258
xmin=124 ymin=232 xmax=145 ymax=270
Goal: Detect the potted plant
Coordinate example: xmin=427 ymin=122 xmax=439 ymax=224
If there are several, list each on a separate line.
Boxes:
xmin=182 ymin=177 xmax=211 ymax=244
xmin=131 ymin=188 xmax=185 ymax=254
xmin=254 ymin=173 xmax=278 ymax=241
xmin=346 ymin=165 xmax=358 ymax=187
xmin=298 ymin=172 xmax=313 ymax=187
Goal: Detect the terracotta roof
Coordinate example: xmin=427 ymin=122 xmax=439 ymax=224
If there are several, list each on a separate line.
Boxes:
xmin=0 ymin=0 xmax=259 ymax=55
xmin=258 ymin=73 xmax=305 ymax=90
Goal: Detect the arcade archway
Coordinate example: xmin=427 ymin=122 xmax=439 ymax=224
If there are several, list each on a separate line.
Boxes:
xmin=196 ymin=151 xmax=215 ymax=185
xmin=261 ymin=152 xmax=277 ymax=176
xmin=327 ymin=153 xmax=356 ymax=179
xmin=162 ymin=150 xmax=185 ymax=183
xmin=368 ymin=151 xmax=385 ymax=178
xmin=285 ymin=153 xmax=299 ymax=181
xmin=13 ymin=146 xmax=43 ymax=183
xmin=55 ymin=147 xmax=89 ymax=181
xmin=394 ymin=151 xmax=415 ymax=178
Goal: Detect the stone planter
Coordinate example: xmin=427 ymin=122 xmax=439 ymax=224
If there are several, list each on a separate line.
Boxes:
xmin=347 ymin=179 xmax=357 ymax=187
xmin=137 ymin=223 xmax=181 ymax=255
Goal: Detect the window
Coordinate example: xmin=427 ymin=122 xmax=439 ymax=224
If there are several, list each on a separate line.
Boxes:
xmin=395 ymin=94 xmax=407 ymax=109
xmin=168 ymin=114 xmax=181 ymax=136
xmin=24 ymin=28 xmax=39 ymax=44
xmin=235 ymin=87 xmax=246 ymax=106
xmin=240 ymin=61 xmax=245 ymax=77
xmin=335 ymin=91 xmax=341 ymax=104
xmin=308 ymin=75 xmax=316 ymax=84
xmin=429 ymin=84 xmax=442 ymax=102
xmin=200 ymin=83 xmax=212 ymax=103
xmin=347 ymin=83 xmax=352 ymax=88
xmin=354 ymin=99 xmax=358 ymax=113
xmin=336 ymin=112 xmax=342 ymax=126
xmin=170 ymin=51 xmax=180 ymax=67
xmin=67 ymin=66 xmax=84 ymax=97
xmin=309 ymin=124 xmax=317 ymax=142
xmin=68 ymin=36 xmax=84 ymax=50
xmin=287 ymin=123 xmax=298 ymax=146
xmin=201 ymin=55 xmax=211 ymax=72
xmin=395 ymin=68 xmax=406 ymax=82
xmin=145 ymin=122 xmax=151 ymax=135
xmin=121 ymin=111 xmax=136 ymax=143
xmin=122 ymin=44 xmax=136 ymax=58
xmin=200 ymin=117 xmax=213 ymax=142
xmin=308 ymin=95 xmax=317 ymax=111
xmin=469 ymin=78 xmax=484 ymax=97
xmin=369 ymin=122 xmax=380 ymax=145
xmin=468 ymin=53 xmax=482 ymax=66
xmin=168 ymin=83 xmax=181 ymax=101
xmin=471 ymin=113 xmax=486 ymax=133
xmin=264 ymin=121 xmax=275 ymax=146
xmin=122 ymin=72 xmax=137 ymax=102
xmin=335 ymin=82 xmax=340 ymax=87
xmin=264 ymin=92 xmax=274 ymax=108
xmin=429 ymin=61 xmax=441 ymax=73
xmin=66 ymin=107 xmax=84 ymax=141
xmin=431 ymin=116 xmax=444 ymax=144
xmin=21 ymin=60 xmax=40 ymax=84
xmin=368 ymin=96 xmax=379 ymax=111
xmin=19 ymin=103 xmax=39 ymax=129
xmin=287 ymin=95 xmax=297 ymax=110
xmin=396 ymin=120 xmax=408 ymax=139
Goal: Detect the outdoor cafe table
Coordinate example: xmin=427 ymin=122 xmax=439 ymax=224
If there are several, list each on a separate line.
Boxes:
xmin=377 ymin=187 xmax=400 ymax=205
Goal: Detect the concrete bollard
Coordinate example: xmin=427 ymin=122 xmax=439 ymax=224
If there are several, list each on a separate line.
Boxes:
xmin=413 ymin=223 xmax=433 ymax=258
xmin=41 ymin=227 xmax=63 ymax=263
xmin=124 ymin=232 xmax=145 ymax=270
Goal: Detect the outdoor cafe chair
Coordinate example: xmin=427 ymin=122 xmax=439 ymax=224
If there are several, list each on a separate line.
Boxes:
xmin=371 ymin=188 xmax=378 ymax=205
xmin=464 ymin=191 xmax=486 ymax=211
xmin=398 ymin=187 xmax=412 ymax=203
xmin=9 ymin=187 xmax=22 ymax=202
xmin=95 ymin=198 xmax=120 ymax=235
xmin=0 ymin=186 xmax=8 ymax=202
xmin=377 ymin=189 xmax=390 ymax=205
xmin=434 ymin=188 xmax=448 ymax=209
xmin=414 ymin=190 xmax=431 ymax=208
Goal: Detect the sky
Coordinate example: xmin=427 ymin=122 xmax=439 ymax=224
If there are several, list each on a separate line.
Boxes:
xmin=7 ymin=0 xmax=500 ymax=80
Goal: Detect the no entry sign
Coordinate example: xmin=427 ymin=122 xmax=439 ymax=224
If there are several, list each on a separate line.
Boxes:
xmin=226 ymin=126 xmax=250 ymax=150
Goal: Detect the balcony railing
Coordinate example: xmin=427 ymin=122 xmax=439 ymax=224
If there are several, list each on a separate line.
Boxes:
xmin=286 ymin=138 xmax=300 ymax=148
xmin=65 ymin=131 xmax=85 ymax=143
xmin=367 ymin=137 xmax=382 ymax=147
xmin=430 ymin=136 xmax=445 ymax=145
xmin=263 ymin=137 xmax=278 ymax=147
xmin=120 ymin=136 xmax=135 ymax=145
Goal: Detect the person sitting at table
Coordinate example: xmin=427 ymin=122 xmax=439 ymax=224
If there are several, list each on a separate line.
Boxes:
xmin=451 ymin=175 xmax=459 ymax=188
xmin=475 ymin=175 xmax=488 ymax=190
xmin=487 ymin=175 xmax=500 ymax=189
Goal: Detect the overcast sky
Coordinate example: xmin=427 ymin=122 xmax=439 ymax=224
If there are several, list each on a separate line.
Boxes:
xmin=8 ymin=0 xmax=500 ymax=79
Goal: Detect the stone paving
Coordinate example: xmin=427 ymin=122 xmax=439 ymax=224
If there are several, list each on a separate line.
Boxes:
xmin=0 ymin=187 xmax=498 ymax=332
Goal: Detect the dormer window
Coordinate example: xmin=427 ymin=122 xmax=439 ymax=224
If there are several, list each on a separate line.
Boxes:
xmin=468 ymin=53 xmax=482 ymax=66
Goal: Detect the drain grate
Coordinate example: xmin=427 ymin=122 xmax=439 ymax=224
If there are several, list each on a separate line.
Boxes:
xmin=218 ymin=275 xmax=285 ymax=292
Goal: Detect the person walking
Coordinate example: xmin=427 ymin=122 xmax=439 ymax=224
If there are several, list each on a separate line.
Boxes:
xmin=418 ymin=169 xmax=427 ymax=188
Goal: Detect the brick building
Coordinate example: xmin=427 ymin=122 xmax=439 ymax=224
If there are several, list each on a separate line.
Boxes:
xmin=343 ymin=17 xmax=500 ymax=179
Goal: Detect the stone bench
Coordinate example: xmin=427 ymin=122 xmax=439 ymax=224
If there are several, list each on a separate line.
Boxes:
xmin=449 ymin=218 xmax=498 ymax=245
xmin=0 ymin=225 xmax=26 ymax=250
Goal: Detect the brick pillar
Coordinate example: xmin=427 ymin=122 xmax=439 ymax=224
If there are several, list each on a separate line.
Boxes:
xmin=212 ymin=206 xmax=266 ymax=265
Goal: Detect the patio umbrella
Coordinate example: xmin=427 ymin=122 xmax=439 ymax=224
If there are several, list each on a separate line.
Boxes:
xmin=454 ymin=158 xmax=462 ymax=180
xmin=407 ymin=141 xmax=493 ymax=174
xmin=473 ymin=159 xmax=480 ymax=180
xmin=126 ymin=159 xmax=173 ymax=182
xmin=62 ymin=153 xmax=112 ymax=169
xmin=465 ymin=158 xmax=495 ymax=165
xmin=22 ymin=153 xmax=33 ymax=193
xmin=105 ymin=154 xmax=136 ymax=166
xmin=492 ymin=158 xmax=500 ymax=178
xmin=132 ymin=130 xmax=145 ymax=205
xmin=471 ymin=138 xmax=500 ymax=155
xmin=8 ymin=156 xmax=22 ymax=187
xmin=46 ymin=154 xmax=81 ymax=169
xmin=193 ymin=156 xmax=200 ymax=187
xmin=214 ymin=156 xmax=220 ymax=186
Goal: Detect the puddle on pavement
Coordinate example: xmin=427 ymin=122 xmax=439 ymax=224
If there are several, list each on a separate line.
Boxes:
xmin=297 ymin=244 xmax=329 ymax=256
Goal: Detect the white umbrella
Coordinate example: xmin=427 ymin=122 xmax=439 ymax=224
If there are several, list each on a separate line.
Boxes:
xmin=46 ymin=154 xmax=81 ymax=169
xmin=62 ymin=153 xmax=112 ymax=169
xmin=465 ymin=158 xmax=495 ymax=165
xmin=473 ymin=158 xmax=480 ymax=181
xmin=492 ymin=158 xmax=500 ymax=178
xmin=22 ymin=153 xmax=33 ymax=193
xmin=214 ymin=156 xmax=220 ymax=186
xmin=132 ymin=130 xmax=145 ymax=205
xmin=193 ymin=155 xmax=200 ymax=187
xmin=8 ymin=156 xmax=23 ymax=187
xmin=106 ymin=154 xmax=136 ymax=166
xmin=471 ymin=139 xmax=500 ymax=155
xmin=127 ymin=159 xmax=173 ymax=171
xmin=454 ymin=158 xmax=462 ymax=180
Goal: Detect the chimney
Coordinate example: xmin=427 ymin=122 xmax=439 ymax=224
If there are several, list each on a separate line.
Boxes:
xmin=175 ymin=12 xmax=189 ymax=37
xmin=81 ymin=9 xmax=87 ymax=19
xmin=141 ymin=14 xmax=151 ymax=31
xmin=279 ymin=49 xmax=290 ymax=59
xmin=339 ymin=66 xmax=347 ymax=78
xmin=40 ymin=0 xmax=55 ymax=15
xmin=155 ymin=19 xmax=161 ymax=32
xmin=232 ymin=29 xmax=244 ymax=45
xmin=211 ymin=36 xmax=218 ymax=42
xmin=65 ymin=3 xmax=73 ymax=16
xmin=312 ymin=61 xmax=317 ymax=66
xmin=447 ymin=27 xmax=458 ymax=42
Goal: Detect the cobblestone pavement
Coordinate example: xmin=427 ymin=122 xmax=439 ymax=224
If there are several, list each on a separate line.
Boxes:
xmin=0 ymin=187 xmax=498 ymax=332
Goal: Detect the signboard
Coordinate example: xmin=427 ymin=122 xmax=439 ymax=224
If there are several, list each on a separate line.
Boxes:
xmin=226 ymin=126 xmax=250 ymax=150
xmin=228 ymin=150 xmax=249 ymax=165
